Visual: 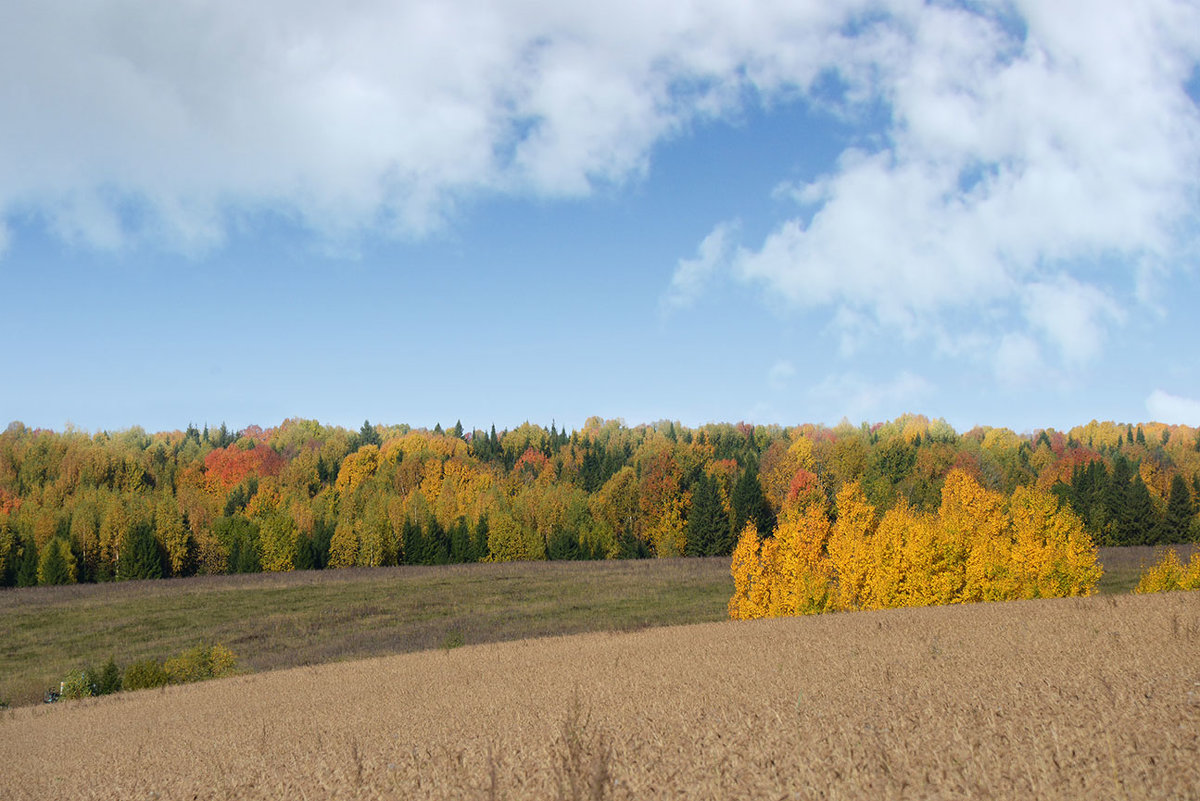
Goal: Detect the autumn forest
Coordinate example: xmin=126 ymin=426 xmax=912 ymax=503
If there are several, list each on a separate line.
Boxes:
xmin=1 ymin=415 xmax=1198 ymax=590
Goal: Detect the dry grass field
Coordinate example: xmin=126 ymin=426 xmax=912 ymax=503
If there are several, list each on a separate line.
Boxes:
xmin=3 ymin=589 xmax=1198 ymax=800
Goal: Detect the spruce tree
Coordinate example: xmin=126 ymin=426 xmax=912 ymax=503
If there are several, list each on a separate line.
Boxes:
xmin=402 ymin=519 xmax=426 ymax=565
xmin=1121 ymin=476 xmax=1157 ymax=546
xmin=1159 ymin=473 xmax=1194 ymax=544
xmin=16 ymin=538 xmax=39 ymax=587
xmin=118 ymin=522 xmax=164 ymax=580
xmin=686 ymin=474 xmax=729 ymax=557
xmin=38 ymin=538 xmax=75 ymax=585
xmin=470 ymin=516 xmax=489 ymax=562
xmin=731 ymin=463 xmax=774 ymax=541
xmin=449 ymin=518 xmax=471 ymax=563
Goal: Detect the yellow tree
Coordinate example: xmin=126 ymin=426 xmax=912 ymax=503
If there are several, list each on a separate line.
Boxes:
xmin=767 ymin=503 xmax=833 ymax=617
xmin=729 ymin=523 xmax=768 ymax=620
xmin=864 ymin=502 xmax=923 ymax=609
xmin=1007 ymin=486 xmax=1100 ymax=597
xmin=827 ymin=482 xmax=875 ymax=610
xmin=327 ymin=519 xmax=359 ymax=568
xmin=155 ymin=494 xmax=191 ymax=577
xmin=939 ymin=470 xmax=1006 ymax=604
xmin=335 ymin=445 xmax=379 ymax=495
xmin=259 ymin=512 xmax=298 ymax=572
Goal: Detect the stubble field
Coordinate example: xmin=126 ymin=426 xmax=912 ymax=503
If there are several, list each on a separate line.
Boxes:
xmin=3 ymin=589 xmax=1198 ymax=800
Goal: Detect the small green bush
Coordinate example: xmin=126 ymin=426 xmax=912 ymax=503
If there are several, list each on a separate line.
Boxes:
xmin=96 ymin=658 xmax=122 ymax=695
xmin=123 ymin=658 xmax=170 ymax=691
xmin=59 ymin=669 xmax=94 ymax=700
xmin=164 ymin=644 xmax=239 ymax=684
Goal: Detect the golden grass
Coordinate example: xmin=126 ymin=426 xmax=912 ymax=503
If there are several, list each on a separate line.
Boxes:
xmin=3 ymin=590 xmax=1198 ymax=800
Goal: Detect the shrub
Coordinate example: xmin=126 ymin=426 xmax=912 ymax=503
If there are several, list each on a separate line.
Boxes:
xmin=1136 ymin=549 xmax=1200 ymax=594
xmin=96 ymin=658 xmax=122 ymax=695
xmin=164 ymin=644 xmax=238 ymax=684
xmin=124 ymin=659 xmax=170 ymax=691
xmin=59 ymin=669 xmax=94 ymax=700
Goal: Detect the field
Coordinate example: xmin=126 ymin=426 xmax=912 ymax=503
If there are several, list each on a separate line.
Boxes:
xmin=0 ymin=557 xmax=734 ymax=708
xmin=3 ymin=588 xmax=1198 ymax=800
xmin=1 ymin=546 xmax=1195 ymax=710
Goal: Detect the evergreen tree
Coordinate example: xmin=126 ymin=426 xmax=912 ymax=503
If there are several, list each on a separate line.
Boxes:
xmin=295 ymin=533 xmax=318 ymax=570
xmin=402 ymin=519 xmax=426 ymax=565
xmin=1121 ymin=475 xmax=1157 ymax=546
xmin=452 ymin=420 xmax=464 ymax=440
xmin=119 ymin=522 xmax=164 ymax=580
xmin=17 ymin=538 xmax=39 ymax=587
xmin=1159 ymin=473 xmax=1194 ymax=544
xmin=358 ymin=419 xmax=381 ymax=449
xmin=96 ymin=658 xmax=122 ymax=695
xmin=449 ymin=518 xmax=471 ymax=563
xmin=686 ymin=474 xmax=729 ymax=557
xmin=38 ymin=538 xmax=75 ymax=585
xmin=426 ymin=519 xmax=450 ymax=564
xmin=469 ymin=516 xmax=489 ymax=562
xmin=731 ymin=463 xmax=773 ymax=541
xmin=547 ymin=527 xmax=580 ymax=560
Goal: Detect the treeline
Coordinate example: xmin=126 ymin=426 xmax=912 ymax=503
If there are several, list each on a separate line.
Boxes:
xmin=1 ymin=415 xmax=1198 ymax=587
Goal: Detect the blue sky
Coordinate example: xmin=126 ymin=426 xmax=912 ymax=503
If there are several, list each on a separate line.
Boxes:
xmin=3 ymin=1 xmax=1200 ymax=436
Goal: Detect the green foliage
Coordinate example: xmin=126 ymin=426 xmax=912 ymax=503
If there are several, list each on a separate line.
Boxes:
xmin=95 ymin=658 xmax=122 ymax=695
xmin=164 ymin=643 xmax=238 ymax=684
xmin=59 ymin=669 xmax=94 ymax=700
xmin=731 ymin=464 xmax=773 ymax=543
xmin=123 ymin=658 xmax=170 ymax=691
xmin=685 ymin=473 xmax=729 ymax=557
xmin=16 ymin=538 xmax=39 ymax=588
xmin=118 ymin=521 xmax=163 ymax=580
xmin=38 ymin=538 xmax=76 ymax=586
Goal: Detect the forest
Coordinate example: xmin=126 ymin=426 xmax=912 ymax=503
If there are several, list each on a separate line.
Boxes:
xmin=1 ymin=414 xmax=1198 ymax=588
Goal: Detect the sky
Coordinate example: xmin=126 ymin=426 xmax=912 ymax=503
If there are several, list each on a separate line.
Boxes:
xmin=3 ymin=0 xmax=1200 ymax=436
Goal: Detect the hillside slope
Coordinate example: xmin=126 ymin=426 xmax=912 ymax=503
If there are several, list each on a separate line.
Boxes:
xmin=4 ymin=590 xmax=1198 ymax=800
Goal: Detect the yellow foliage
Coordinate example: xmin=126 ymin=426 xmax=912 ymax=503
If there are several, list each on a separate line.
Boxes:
xmin=649 ymin=496 xmax=687 ymax=558
xmin=767 ymin=504 xmax=833 ymax=616
xmin=327 ymin=520 xmax=359 ymax=568
xmin=1006 ymin=486 xmax=1101 ymax=598
xmin=335 ymin=446 xmax=379 ymax=495
xmin=730 ymin=469 xmax=1102 ymax=620
xmin=827 ymin=482 xmax=874 ymax=610
xmin=728 ymin=524 xmax=766 ymax=620
xmin=1136 ymin=549 xmax=1200 ymax=593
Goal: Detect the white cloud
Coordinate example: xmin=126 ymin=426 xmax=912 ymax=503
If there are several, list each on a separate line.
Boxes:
xmin=695 ymin=0 xmax=1200 ymax=373
xmin=810 ymin=371 xmax=932 ymax=424
xmin=993 ymin=333 xmax=1043 ymax=388
xmin=664 ymin=221 xmax=736 ymax=309
xmin=1146 ymin=389 xmax=1200 ymax=425
xmin=0 ymin=0 xmax=878 ymax=252
xmin=1022 ymin=277 xmax=1123 ymax=366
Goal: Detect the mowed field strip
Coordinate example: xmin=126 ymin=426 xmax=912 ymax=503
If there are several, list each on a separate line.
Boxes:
xmin=3 ymin=590 xmax=1198 ymax=800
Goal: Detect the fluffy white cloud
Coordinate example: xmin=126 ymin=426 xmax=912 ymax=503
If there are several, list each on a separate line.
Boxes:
xmin=664 ymin=221 xmax=737 ymax=309
xmin=1146 ymin=390 xmax=1200 ymax=425
xmin=0 ymin=0 xmax=881 ymax=253
xmin=686 ymin=0 xmax=1200 ymax=370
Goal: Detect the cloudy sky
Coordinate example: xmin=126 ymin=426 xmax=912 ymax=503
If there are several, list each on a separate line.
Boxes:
xmin=3 ymin=0 xmax=1200 ymax=435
